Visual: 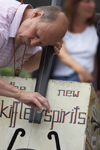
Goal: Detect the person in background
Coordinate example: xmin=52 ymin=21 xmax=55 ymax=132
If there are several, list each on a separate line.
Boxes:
xmin=50 ymin=0 xmax=99 ymax=87
xmin=0 ymin=0 xmax=69 ymax=112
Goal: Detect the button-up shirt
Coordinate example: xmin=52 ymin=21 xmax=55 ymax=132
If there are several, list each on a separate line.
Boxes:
xmin=0 ymin=0 xmax=42 ymax=68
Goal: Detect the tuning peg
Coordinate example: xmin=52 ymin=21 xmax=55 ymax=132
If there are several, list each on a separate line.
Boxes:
xmin=91 ymin=117 xmax=100 ymax=126
xmin=94 ymin=125 xmax=100 ymax=131
xmin=91 ymin=117 xmax=95 ymax=123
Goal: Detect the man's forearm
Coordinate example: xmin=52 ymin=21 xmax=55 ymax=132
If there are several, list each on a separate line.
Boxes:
xmin=0 ymin=78 xmax=20 ymax=99
xmin=22 ymin=50 xmax=42 ymax=73
xmin=0 ymin=78 xmax=51 ymax=113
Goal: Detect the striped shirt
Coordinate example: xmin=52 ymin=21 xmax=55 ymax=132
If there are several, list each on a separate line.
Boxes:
xmin=0 ymin=0 xmax=42 ymax=68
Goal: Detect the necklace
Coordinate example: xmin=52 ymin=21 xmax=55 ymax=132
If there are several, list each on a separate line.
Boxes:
xmin=13 ymin=38 xmax=26 ymax=77
xmin=13 ymin=0 xmax=26 ymax=77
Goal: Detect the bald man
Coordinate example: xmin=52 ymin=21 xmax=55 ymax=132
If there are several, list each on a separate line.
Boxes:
xmin=0 ymin=0 xmax=69 ymax=112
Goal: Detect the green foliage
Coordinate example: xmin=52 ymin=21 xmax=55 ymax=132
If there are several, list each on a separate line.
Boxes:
xmin=0 ymin=66 xmax=31 ymax=78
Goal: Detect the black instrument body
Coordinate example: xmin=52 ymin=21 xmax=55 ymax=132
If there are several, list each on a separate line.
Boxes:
xmin=29 ymin=47 xmax=54 ymax=123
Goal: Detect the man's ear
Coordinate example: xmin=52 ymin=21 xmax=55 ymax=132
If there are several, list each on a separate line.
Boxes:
xmin=30 ymin=10 xmax=44 ymax=19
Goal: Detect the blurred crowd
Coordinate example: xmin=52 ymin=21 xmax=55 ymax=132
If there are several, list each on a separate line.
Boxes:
xmin=32 ymin=0 xmax=100 ymax=97
xmin=50 ymin=0 xmax=98 ymax=85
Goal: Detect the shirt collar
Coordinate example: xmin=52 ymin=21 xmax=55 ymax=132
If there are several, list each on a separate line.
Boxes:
xmin=9 ymin=4 xmax=32 ymax=38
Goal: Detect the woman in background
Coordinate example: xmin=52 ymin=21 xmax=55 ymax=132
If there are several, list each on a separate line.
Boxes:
xmin=51 ymin=0 xmax=99 ymax=86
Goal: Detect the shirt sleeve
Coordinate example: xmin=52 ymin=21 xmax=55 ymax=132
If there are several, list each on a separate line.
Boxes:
xmin=0 ymin=14 xmax=9 ymax=54
xmin=14 ymin=45 xmax=42 ymax=68
xmin=23 ymin=46 xmax=42 ymax=64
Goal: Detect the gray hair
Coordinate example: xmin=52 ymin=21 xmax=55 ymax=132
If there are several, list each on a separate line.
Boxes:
xmin=35 ymin=6 xmax=62 ymax=22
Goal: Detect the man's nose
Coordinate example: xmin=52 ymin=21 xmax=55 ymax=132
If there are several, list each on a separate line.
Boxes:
xmin=30 ymin=38 xmax=41 ymax=46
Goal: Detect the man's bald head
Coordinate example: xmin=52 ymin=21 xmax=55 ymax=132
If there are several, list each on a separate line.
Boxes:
xmin=34 ymin=6 xmax=63 ymax=22
xmin=34 ymin=6 xmax=69 ymax=42
xmin=17 ymin=5 xmax=69 ymax=47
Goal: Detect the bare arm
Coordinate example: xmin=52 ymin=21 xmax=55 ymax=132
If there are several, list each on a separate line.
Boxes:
xmin=0 ymin=78 xmax=51 ymax=113
xmin=22 ymin=50 xmax=42 ymax=73
xmin=22 ymin=40 xmax=63 ymax=73
xmin=58 ymin=43 xmax=93 ymax=82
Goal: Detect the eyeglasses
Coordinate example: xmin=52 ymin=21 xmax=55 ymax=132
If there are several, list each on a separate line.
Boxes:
xmin=80 ymin=0 xmax=95 ymax=3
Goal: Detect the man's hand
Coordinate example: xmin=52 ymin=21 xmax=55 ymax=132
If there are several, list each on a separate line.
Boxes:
xmin=53 ymin=40 xmax=63 ymax=54
xmin=0 ymin=79 xmax=51 ymax=113
xmin=78 ymin=66 xmax=93 ymax=82
xmin=17 ymin=90 xmax=51 ymax=113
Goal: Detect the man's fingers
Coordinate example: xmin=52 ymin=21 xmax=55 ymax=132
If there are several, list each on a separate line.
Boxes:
xmin=31 ymin=103 xmax=41 ymax=111
xmin=18 ymin=91 xmax=51 ymax=113
xmin=36 ymin=94 xmax=51 ymax=113
xmin=30 ymin=92 xmax=51 ymax=113
xmin=32 ymin=96 xmax=44 ymax=110
xmin=53 ymin=46 xmax=60 ymax=54
xmin=53 ymin=40 xmax=63 ymax=54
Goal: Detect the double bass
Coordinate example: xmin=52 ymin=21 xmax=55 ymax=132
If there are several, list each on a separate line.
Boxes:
xmin=29 ymin=0 xmax=63 ymax=124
